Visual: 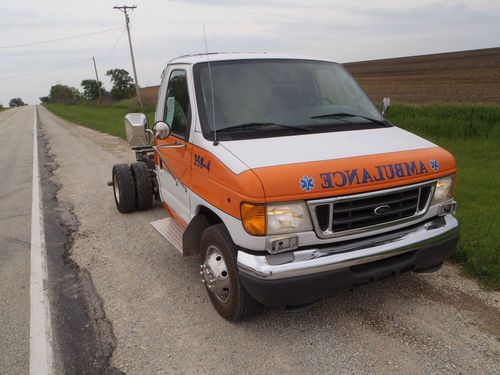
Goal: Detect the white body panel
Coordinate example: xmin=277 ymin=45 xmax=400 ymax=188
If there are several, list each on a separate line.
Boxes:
xmin=156 ymin=165 xmax=191 ymax=222
xmin=192 ymin=132 xmax=251 ymax=174
xmin=220 ymin=127 xmax=436 ymax=171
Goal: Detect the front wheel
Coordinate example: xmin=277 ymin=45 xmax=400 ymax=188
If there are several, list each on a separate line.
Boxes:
xmin=200 ymin=224 xmax=259 ymax=321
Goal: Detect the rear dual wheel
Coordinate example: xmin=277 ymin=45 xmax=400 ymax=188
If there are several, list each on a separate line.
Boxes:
xmin=130 ymin=162 xmax=153 ymax=211
xmin=112 ymin=162 xmax=153 ymax=213
xmin=112 ymin=164 xmax=136 ymax=213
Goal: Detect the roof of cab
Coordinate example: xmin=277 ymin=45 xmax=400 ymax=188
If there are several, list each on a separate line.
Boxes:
xmin=167 ymin=52 xmax=335 ymax=65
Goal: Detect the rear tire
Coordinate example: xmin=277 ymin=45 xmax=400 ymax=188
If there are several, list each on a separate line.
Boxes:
xmin=200 ymin=224 xmax=259 ymax=321
xmin=130 ymin=162 xmax=153 ymax=210
xmin=112 ymin=164 xmax=136 ymax=213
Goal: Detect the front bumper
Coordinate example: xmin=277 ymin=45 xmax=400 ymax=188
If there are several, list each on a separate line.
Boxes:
xmin=237 ymin=215 xmax=459 ymax=306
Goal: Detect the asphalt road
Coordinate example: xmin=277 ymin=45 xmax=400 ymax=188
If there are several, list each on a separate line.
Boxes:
xmin=0 ymin=107 xmax=32 ymax=374
xmin=2 ymin=105 xmax=499 ymax=374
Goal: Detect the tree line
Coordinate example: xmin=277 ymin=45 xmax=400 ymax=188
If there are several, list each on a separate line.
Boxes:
xmin=0 ymin=68 xmax=137 ymax=110
xmin=39 ymin=68 xmax=136 ymax=105
xmin=1 ymin=98 xmax=27 ymax=109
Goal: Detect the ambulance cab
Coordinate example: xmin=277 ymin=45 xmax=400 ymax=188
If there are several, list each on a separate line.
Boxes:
xmin=112 ymin=53 xmax=459 ymax=321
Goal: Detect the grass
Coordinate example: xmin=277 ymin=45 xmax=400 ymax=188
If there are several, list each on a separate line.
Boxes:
xmin=44 ymin=101 xmax=155 ymax=139
xmin=388 ymin=104 xmax=500 ymax=289
xmin=44 ymin=101 xmax=500 ymax=289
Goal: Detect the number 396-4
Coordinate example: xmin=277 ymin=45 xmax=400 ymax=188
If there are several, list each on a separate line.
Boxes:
xmin=194 ymin=154 xmax=211 ymax=172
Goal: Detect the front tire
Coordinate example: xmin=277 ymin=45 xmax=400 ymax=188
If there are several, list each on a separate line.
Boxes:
xmin=112 ymin=164 xmax=136 ymax=213
xmin=200 ymin=224 xmax=259 ymax=321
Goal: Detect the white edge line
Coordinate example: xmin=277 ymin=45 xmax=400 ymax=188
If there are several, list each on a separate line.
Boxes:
xmin=30 ymin=106 xmax=53 ymax=375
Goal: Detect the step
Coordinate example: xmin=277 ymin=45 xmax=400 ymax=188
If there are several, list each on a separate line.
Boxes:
xmin=151 ymin=217 xmax=184 ymax=254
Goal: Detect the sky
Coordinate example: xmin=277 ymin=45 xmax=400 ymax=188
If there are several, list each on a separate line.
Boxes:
xmin=1 ymin=0 xmax=499 ymax=106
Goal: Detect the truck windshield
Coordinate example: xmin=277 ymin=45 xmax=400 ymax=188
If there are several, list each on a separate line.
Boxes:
xmin=193 ymin=59 xmax=389 ymax=140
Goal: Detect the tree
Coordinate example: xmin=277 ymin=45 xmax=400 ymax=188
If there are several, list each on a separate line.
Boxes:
xmin=48 ymin=84 xmax=78 ymax=104
xmin=71 ymin=87 xmax=81 ymax=103
xmin=106 ymin=68 xmax=135 ymax=101
xmin=0 ymin=103 xmax=4 ymax=111
xmin=39 ymin=96 xmax=50 ymax=103
xmin=80 ymin=79 xmax=105 ymax=101
xmin=9 ymin=98 xmax=25 ymax=107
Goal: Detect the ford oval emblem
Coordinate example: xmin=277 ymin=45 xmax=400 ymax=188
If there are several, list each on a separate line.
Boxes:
xmin=374 ymin=205 xmax=391 ymax=215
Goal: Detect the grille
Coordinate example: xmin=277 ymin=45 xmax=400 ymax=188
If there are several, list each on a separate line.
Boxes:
xmin=308 ymin=182 xmax=434 ymax=238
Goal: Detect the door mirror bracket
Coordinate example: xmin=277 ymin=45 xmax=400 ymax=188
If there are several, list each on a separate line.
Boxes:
xmin=382 ymin=97 xmax=391 ymax=117
xmin=154 ymin=121 xmax=171 ymax=140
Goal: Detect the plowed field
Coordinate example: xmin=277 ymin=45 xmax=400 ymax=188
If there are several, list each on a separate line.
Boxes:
xmin=140 ymin=48 xmax=500 ymax=105
xmin=344 ymin=47 xmax=500 ymax=105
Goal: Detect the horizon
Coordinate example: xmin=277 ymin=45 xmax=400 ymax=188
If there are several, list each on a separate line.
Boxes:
xmin=1 ymin=0 xmax=499 ymax=105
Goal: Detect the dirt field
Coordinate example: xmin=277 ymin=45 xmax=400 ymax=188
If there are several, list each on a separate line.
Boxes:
xmin=344 ymin=47 xmax=500 ymax=105
xmin=141 ymin=47 xmax=500 ymax=105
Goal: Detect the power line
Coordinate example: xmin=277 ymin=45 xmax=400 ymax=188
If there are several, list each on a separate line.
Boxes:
xmin=0 ymin=27 xmax=123 ymax=50
xmin=96 ymin=28 xmax=126 ymax=60
xmin=0 ymin=27 xmax=126 ymax=82
xmin=0 ymin=58 xmax=91 ymax=81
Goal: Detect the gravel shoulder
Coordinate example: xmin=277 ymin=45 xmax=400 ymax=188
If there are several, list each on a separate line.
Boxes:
xmin=38 ymin=106 xmax=499 ymax=374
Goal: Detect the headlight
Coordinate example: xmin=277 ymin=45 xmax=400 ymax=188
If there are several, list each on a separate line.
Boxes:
xmin=241 ymin=201 xmax=312 ymax=236
xmin=432 ymin=175 xmax=455 ymax=204
xmin=267 ymin=202 xmax=312 ymax=235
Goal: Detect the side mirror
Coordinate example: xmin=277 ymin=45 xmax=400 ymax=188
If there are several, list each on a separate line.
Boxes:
xmin=153 ymin=121 xmax=171 ymax=140
xmin=124 ymin=113 xmax=149 ymax=147
xmin=382 ymin=97 xmax=391 ymax=117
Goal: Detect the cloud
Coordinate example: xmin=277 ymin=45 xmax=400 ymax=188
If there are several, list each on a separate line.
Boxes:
xmin=171 ymin=0 xmax=298 ymax=6
xmin=1 ymin=0 xmax=499 ymax=105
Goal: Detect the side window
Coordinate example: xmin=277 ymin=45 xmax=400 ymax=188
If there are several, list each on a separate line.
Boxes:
xmin=164 ymin=70 xmax=191 ymax=138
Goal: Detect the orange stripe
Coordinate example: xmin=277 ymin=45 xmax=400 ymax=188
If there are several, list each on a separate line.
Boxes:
xmin=252 ymin=147 xmax=456 ymax=202
xmin=189 ymin=144 xmax=265 ymax=218
xmin=156 ymin=140 xmax=456 ymax=219
xmin=163 ymin=202 xmax=188 ymax=229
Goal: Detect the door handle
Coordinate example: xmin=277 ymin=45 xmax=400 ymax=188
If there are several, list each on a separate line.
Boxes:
xmin=157 ymin=141 xmax=186 ymax=149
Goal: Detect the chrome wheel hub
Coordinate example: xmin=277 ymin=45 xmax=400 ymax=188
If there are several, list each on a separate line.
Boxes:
xmin=200 ymin=245 xmax=230 ymax=303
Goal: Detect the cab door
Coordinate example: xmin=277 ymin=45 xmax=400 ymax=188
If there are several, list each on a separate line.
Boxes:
xmin=155 ymin=68 xmax=193 ymax=223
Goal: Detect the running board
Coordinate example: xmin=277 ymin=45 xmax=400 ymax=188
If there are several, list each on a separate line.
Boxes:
xmin=151 ymin=217 xmax=184 ymax=254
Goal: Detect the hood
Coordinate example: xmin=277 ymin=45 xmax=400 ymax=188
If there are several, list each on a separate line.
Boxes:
xmin=221 ymin=127 xmax=456 ymax=202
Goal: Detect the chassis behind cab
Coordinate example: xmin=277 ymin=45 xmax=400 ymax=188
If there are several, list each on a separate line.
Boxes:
xmin=111 ymin=53 xmax=459 ymax=321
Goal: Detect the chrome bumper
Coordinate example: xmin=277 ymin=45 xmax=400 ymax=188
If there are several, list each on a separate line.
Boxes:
xmin=237 ymin=215 xmax=459 ymax=281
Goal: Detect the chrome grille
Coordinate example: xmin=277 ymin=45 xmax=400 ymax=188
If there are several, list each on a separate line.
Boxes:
xmin=308 ymin=181 xmax=435 ymax=239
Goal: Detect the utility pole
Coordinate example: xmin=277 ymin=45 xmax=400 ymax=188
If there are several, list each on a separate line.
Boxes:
xmin=113 ymin=5 xmax=142 ymax=107
xmin=92 ymin=56 xmax=102 ymax=99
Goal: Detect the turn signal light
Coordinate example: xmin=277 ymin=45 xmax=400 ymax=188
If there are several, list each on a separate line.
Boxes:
xmin=241 ymin=203 xmax=266 ymax=236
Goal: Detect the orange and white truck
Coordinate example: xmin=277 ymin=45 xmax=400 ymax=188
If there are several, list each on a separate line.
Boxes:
xmin=111 ymin=53 xmax=459 ymax=321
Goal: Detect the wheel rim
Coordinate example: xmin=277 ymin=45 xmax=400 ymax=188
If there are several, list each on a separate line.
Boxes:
xmin=201 ymin=245 xmax=230 ymax=303
xmin=113 ymin=174 xmax=120 ymax=203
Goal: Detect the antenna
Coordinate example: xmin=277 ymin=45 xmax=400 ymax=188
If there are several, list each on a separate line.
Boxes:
xmin=203 ymin=24 xmax=218 ymax=146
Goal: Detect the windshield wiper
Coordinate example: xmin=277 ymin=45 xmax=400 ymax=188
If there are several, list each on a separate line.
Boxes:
xmin=216 ymin=122 xmax=311 ymax=133
xmin=311 ymin=112 xmax=389 ymax=127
